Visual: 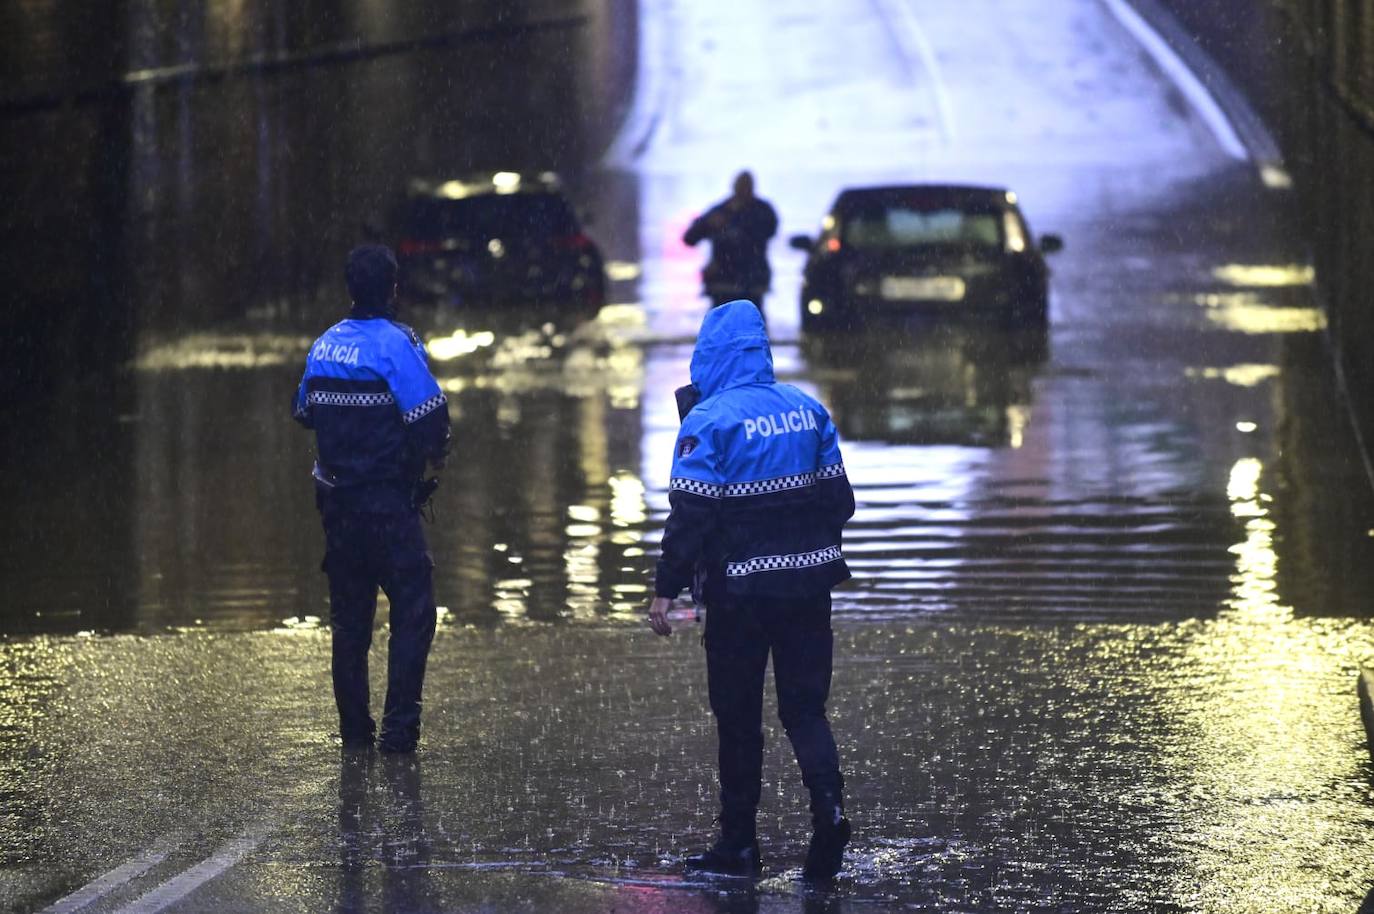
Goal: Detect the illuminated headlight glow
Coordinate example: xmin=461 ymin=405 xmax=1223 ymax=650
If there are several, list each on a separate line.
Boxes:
xmin=807 ymin=300 xmax=824 ymax=315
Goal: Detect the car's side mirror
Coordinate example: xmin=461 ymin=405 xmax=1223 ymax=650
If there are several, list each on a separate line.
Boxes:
xmin=1039 ymin=233 xmax=1064 ymax=254
xmin=789 ymin=234 xmax=814 ymax=252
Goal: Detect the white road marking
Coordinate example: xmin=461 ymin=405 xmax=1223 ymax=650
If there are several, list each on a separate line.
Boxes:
xmin=38 ymin=848 xmax=170 ymax=914
xmin=110 ymin=829 xmax=268 ymax=914
xmin=1102 ymin=0 xmax=1248 ymax=160
xmin=873 ymin=0 xmax=955 ymax=144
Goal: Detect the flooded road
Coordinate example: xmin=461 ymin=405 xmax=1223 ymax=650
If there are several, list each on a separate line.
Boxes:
xmin=4 ymin=0 xmax=1374 ymax=911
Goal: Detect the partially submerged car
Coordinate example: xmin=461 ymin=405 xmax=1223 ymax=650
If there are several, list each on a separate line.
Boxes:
xmin=396 ymin=171 xmax=606 ymax=311
xmin=790 ymin=184 xmax=1062 ymax=331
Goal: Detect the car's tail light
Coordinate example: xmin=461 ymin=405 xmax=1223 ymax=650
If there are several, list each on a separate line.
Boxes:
xmin=398 ymin=239 xmax=443 ymax=256
xmin=552 ymin=233 xmax=594 ymax=252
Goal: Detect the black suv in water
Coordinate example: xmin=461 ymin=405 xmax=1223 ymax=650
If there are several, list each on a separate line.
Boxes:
xmin=790 ymin=184 xmax=1062 ymax=332
xmin=396 ymin=172 xmax=606 ymax=311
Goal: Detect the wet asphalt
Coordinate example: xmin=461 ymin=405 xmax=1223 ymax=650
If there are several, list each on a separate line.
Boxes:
xmin=5 ymin=0 xmax=1374 ymax=912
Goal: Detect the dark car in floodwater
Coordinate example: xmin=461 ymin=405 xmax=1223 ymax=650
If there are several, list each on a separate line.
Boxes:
xmin=396 ymin=172 xmax=606 ymax=311
xmin=789 ymin=184 xmax=1062 ymax=332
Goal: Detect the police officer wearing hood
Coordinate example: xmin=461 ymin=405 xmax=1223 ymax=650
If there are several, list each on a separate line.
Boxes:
xmin=294 ymin=244 xmax=450 ymax=753
xmin=647 ymin=300 xmax=855 ymax=881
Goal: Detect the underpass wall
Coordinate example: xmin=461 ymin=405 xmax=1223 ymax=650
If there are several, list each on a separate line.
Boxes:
xmin=0 ymin=0 xmax=636 ymax=386
xmin=1138 ymin=0 xmax=1374 ymax=474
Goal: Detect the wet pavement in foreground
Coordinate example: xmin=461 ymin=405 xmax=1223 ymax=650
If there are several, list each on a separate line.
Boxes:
xmin=7 ymin=0 xmax=1374 ymax=911
xmin=7 ymin=619 xmax=1374 ymax=912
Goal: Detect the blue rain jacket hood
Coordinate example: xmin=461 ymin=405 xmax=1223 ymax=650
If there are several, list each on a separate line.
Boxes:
xmin=656 ymin=299 xmax=854 ymax=602
xmin=690 ymin=300 xmax=774 ymax=399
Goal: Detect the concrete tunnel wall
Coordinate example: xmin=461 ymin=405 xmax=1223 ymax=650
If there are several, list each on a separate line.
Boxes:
xmin=1145 ymin=0 xmax=1374 ymax=471
xmin=0 ymin=0 xmax=638 ymax=387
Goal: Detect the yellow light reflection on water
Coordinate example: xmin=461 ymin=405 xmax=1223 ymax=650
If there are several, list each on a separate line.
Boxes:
xmin=1205 ymin=306 xmax=1327 ymax=335
xmin=492 ymin=577 xmax=531 ymax=618
xmin=609 ymin=472 xmax=647 ymax=528
xmin=1186 ymin=364 xmax=1281 ymax=388
xmin=427 ymin=329 xmax=496 ymax=361
xmin=1005 ymin=404 xmax=1030 ymax=449
xmin=605 ymin=346 xmax=645 ymax=410
xmin=1157 ymin=457 xmax=1374 ymax=910
xmin=1225 ymin=457 xmax=1280 ymax=617
xmin=1212 ymin=264 xmax=1314 ymax=287
xmin=135 ymin=333 xmax=313 ymax=371
xmin=1195 ymin=292 xmax=1327 ymax=335
xmin=275 ymin=614 xmax=324 ymax=633
xmin=605 ymin=261 xmax=642 ymax=282
xmin=595 ymin=303 xmax=648 ymax=327
xmin=564 ymin=538 xmax=600 ymax=619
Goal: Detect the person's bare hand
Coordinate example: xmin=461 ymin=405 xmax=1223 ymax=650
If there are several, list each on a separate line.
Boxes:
xmin=647 ymin=596 xmax=674 ymax=636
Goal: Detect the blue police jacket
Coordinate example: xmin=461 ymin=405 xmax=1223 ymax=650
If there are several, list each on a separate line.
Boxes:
xmin=655 ymin=300 xmax=854 ymax=601
xmin=292 ymin=311 xmax=450 ymax=512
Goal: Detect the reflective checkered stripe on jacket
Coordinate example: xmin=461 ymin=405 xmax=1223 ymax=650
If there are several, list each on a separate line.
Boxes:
xmin=308 ymin=390 xmax=396 ymax=408
xmin=669 ymin=461 xmax=850 ymax=582
xmin=669 ymin=461 xmax=846 ymax=499
xmin=402 ymin=393 xmax=446 ymax=425
xmin=726 ymin=545 xmax=844 ymax=578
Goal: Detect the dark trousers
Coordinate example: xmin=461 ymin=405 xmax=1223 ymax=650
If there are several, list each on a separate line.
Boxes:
xmin=704 ymin=592 xmax=843 ymax=831
xmin=321 ymin=508 xmax=436 ymax=748
xmin=709 ymin=289 xmax=767 ymax=310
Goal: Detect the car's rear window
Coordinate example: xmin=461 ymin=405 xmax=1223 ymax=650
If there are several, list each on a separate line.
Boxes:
xmin=840 ymin=204 xmax=1003 ymax=250
xmin=408 ymin=194 xmax=578 ymax=241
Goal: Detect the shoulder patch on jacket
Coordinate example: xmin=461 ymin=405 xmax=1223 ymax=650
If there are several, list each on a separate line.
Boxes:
xmin=391 ymin=321 xmax=422 ymax=346
xmin=678 ymin=436 xmax=699 ymax=458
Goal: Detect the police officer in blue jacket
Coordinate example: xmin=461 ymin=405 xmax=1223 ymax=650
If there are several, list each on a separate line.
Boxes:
xmin=647 ymin=300 xmax=855 ymax=880
xmin=293 ymin=244 xmax=450 ymax=753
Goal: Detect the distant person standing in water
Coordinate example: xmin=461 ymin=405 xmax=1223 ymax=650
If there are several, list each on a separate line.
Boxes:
xmin=683 ymin=171 xmax=779 ymax=309
xmin=293 ymin=244 xmax=450 ymax=753
xmin=647 ymin=300 xmax=855 ymax=881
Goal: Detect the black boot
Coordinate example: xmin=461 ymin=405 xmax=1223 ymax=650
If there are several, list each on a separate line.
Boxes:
xmin=802 ymin=798 xmax=850 ymax=882
xmin=685 ymin=819 xmax=761 ymax=875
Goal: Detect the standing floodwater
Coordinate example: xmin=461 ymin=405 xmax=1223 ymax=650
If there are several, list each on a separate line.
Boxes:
xmin=3 ymin=1 xmax=1374 ymax=912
